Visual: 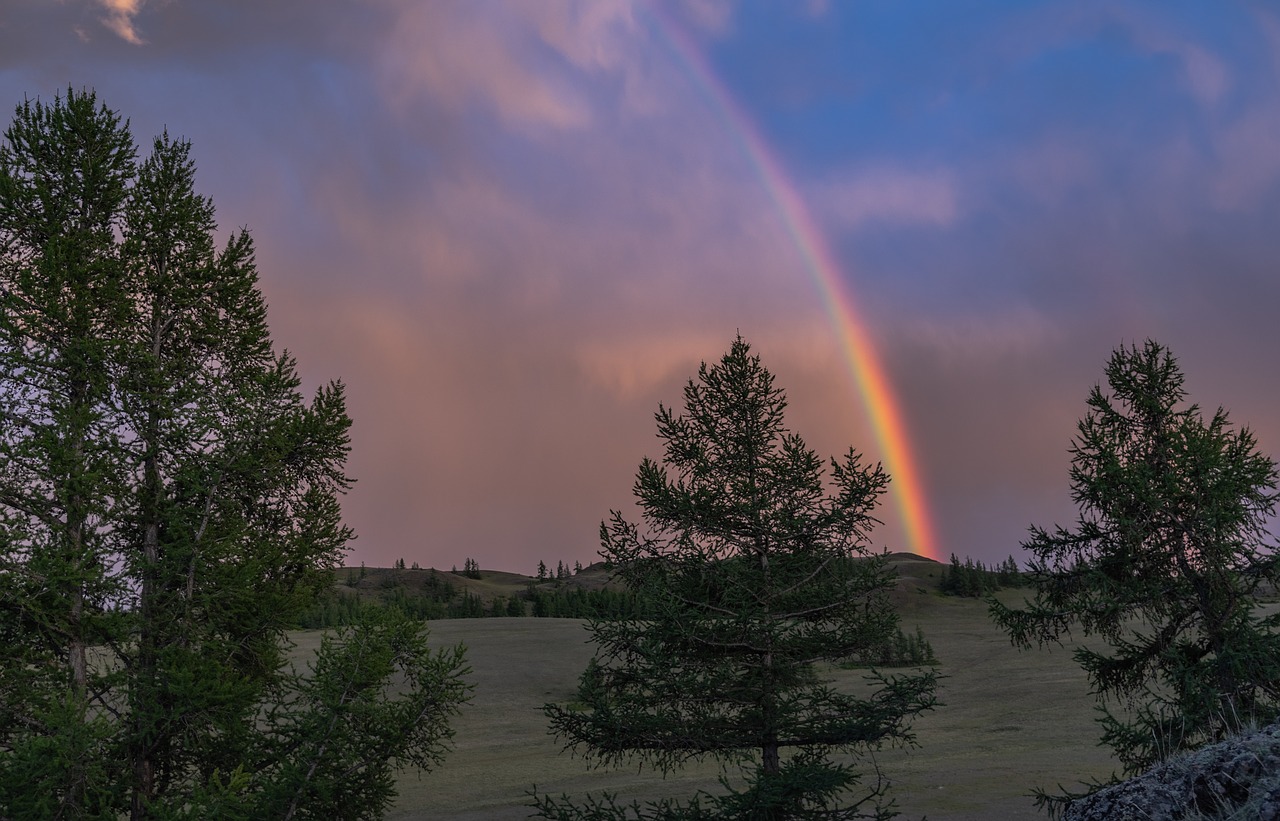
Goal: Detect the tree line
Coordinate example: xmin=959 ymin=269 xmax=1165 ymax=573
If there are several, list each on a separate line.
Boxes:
xmin=300 ymin=578 xmax=656 ymax=627
xmin=938 ymin=553 xmax=1023 ymax=597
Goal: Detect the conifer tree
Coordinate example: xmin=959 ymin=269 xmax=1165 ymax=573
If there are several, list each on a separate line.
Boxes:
xmin=536 ymin=337 xmax=938 ymax=820
xmin=0 ymin=89 xmax=468 ymax=819
xmin=992 ymin=340 xmax=1280 ymax=791
xmin=0 ymin=88 xmax=136 ymax=817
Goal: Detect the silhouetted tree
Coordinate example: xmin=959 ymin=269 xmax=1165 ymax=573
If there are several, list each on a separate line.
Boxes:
xmin=992 ymin=341 xmax=1280 ymax=802
xmin=995 ymin=556 xmax=1020 ymax=587
xmin=536 ymin=337 xmax=938 ymax=820
xmin=0 ymin=90 xmax=468 ymax=819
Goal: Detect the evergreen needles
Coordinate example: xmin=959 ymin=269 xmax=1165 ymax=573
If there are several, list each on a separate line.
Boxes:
xmin=0 ymin=89 xmax=470 ymax=819
xmin=991 ymin=340 xmax=1280 ymax=808
xmin=535 ymin=337 xmax=938 ymax=820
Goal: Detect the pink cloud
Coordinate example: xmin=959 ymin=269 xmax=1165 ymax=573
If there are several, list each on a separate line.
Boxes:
xmin=575 ymin=319 xmax=839 ymax=402
xmin=97 ymin=0 xmax=146 ymax=45
xmin=375 ymin=0 xmax=650 ymax=133
xmin=681 ymin=0 xmax=734 ymax=36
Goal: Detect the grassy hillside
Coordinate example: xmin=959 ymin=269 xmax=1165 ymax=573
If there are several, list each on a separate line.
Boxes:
xmin=291 ymin=555 xmax=1127 ymax=819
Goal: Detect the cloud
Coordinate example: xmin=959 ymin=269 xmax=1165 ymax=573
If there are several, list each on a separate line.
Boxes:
xmin=375 ymin=0 xmax=646 ymax=132
xmin=529 ymin=0 xmax=638 ymax=73
xmin=1208 ymin=103 xmax=1280 ymax=210
xmin=678 ymin=0 xmax=734 ymax=36
xmin=97 ymin=0 xmax=146 ymax=45
xmin=575 ymin=330 xmax=727 ymax=400
xmin=984 ymin=3 xmax=1231 ymax=108
xmin=897 ymin=308 xmax=1061 ymax=367
xmin=1206 ymin=10 xmax=1280 ymax=210
xmin=1003 ymin=137 xmax=1095 ymax=204
xmin=803 ymin=0 xmax=831 ymax=20
xmin=1118 ymin=12 xmax=1230 ymax=107
xmin=575 ymin=318 xmax=840 ymax=402
xmin=816 ymin=168 xmax=959 ymax=231
xmin=12 ymin=0 xmax=1279 ymax=572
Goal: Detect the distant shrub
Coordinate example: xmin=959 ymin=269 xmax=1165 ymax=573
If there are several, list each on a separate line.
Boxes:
xmin=525 ymin=586 xmax=652 ymax=619
xmin=841 ymin=625 xmax=938 ymax=668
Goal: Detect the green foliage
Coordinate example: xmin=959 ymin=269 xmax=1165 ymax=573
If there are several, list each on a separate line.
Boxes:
xmin=447 ymin=591 xmax=487 ymax=619
xmin=300 ymin=569 xmax=459 ymax=628
xmin=0 ymin=87 xmax=137 ymax=817
xmin=991 ymin=340 xmax=1280 ymax=788
xmin=526 ymin=586 xmax=652 ymax=620
xmin=939 ymin=553 xmax=1022 ymax=597
xmin=535 ymin=337 xmax=938 ymax=820
xmin=0 ymin=90 xmax=468 ymax=818
xmin=205 ymin=609 xmax=471 ymax=820
xmin=841 ymin=626 xmax=938 ymax=669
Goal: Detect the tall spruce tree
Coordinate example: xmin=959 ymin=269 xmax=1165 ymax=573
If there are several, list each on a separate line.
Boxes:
xmin=991 ymin=341 xmax=1280 ymax=798
xmin=0 ymin=89 xmax=469 ymax=819
xmin=535 ymin=337 xmax=938 ymax=820
xmin=0 ymin=89 xmax=135 ymax=817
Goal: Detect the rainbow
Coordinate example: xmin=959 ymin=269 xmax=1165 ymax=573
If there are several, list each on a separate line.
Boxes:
xmin=651 ymin=11 xmax=940 ymax=561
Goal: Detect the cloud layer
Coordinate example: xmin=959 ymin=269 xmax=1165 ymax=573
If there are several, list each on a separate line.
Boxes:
xmin=3 ymin=1 xmax=1280 ymax=570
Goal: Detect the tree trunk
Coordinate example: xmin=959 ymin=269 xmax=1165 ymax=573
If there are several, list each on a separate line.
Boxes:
xmin=131 ymin=304 xmax=167 ymax=820
xmin=130 ymin=516 xmax=159 ymax=821
xmin=66 ymin=380 xmax=91 ymax=816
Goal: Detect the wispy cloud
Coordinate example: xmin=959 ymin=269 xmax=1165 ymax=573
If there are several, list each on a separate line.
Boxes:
xmin=1112 ymin=6 xmax=1231 ymax=108
xmin=377 ymin=1 xmax=644 ymax=132
xmin=1207 ymin=10 xmax=1280 ymax=210
xmin=97 ymin=0 xmax=146 ymax=45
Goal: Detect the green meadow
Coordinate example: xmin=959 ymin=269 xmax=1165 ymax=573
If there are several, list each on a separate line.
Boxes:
xmin=299 ymin=557 xmax=1141 ymax=820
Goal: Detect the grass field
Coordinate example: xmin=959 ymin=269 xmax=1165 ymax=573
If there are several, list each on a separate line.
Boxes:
xmin=297 ymin=559 xmax=1135 ymax=820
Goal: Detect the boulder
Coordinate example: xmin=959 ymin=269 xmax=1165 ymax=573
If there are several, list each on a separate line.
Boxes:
xmin=1063 ymin=723 xmax=1280 ymax=821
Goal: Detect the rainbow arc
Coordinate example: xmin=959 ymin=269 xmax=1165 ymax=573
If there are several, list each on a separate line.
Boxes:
xmin=652 ymin=11 xmax=940 ymax=560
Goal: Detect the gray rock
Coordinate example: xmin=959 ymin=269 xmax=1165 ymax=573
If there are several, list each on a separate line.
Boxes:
xmin=1062 ymin=723 xmax=1280 ymax=821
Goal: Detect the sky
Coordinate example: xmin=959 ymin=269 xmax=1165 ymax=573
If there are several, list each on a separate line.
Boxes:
xmin=3 ymin=1 xmax=1280 ymax=572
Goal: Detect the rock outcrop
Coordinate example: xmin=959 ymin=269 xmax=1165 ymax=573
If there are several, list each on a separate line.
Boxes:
xmin=1062 ymin=723 xmax=1280 ymax=821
